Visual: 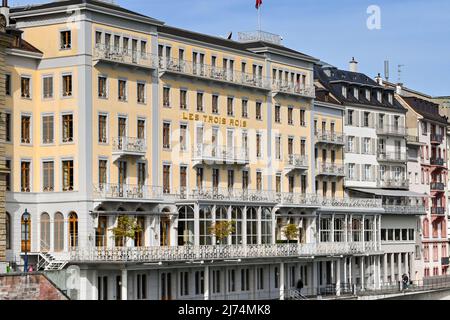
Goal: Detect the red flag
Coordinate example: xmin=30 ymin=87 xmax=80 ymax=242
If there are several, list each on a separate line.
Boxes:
xmin=256 ymin=0 xmax=262 ymax=9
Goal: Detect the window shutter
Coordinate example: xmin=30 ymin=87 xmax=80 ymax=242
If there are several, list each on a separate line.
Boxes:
xmin=356 ymin=164 xmax=361 ymax=181
xmin=355 ymin=137 xmax=360 ymax=154
xmin=371 ymin=138 xmax=376 ymax=155
xmin=371 ymin=165 xmax=376 ymax=182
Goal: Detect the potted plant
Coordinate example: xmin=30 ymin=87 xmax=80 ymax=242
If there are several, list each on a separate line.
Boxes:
xmin=209 ymin=220 xmax=236 ymax=245
xmin=110 ymin=216 xmax=143 ymax=249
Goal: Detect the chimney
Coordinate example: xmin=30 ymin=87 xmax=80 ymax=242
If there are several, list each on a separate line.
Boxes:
xmin=349 ymin=57 xmax=358 ymax=73
xmin=396 ymin=83 xmax=403 ymax=95
xmin=1 ymin=0 xmax=7 ymax=8
xmin=375 ymin=73 xmax=383 ymax=86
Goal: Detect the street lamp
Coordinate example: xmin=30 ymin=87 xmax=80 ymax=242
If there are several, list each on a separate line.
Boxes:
xmin=22 ymin=209 xmax=30 ymax=273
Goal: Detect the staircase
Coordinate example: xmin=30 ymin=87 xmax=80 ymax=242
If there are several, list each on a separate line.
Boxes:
xmin=286 ymin=289 xmax=308 ymax=300
xmin=37 ymin=252 xmax=69 ymax=271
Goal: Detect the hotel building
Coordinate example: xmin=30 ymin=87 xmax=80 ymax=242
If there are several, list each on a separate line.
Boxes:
xmin=0 ymin=0 xmax=434 ymax=300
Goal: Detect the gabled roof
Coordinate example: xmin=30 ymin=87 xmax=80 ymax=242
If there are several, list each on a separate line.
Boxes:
xmin=402 ymin=96 xmax=449 ymax=125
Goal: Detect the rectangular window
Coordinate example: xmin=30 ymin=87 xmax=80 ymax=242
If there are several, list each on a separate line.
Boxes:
xmin=180 ymin=272 xmax=189 ymax=296
xmin=228 ymin=170 xmax=234 ymax=189
xmin=195 ymin=271 xmax=204 ymax=295
xmin=99 ymin=160 xmax=107 ymax=186
xmin=62 ymin=114 xmax=74 ymax=143
xmin=163 ymin=122 xmax=171 ymax=149
xmin=197 ymin=92 xmax=204 ymax=112
xmin=227 ymin=97 xmax=234 ymax=116
xmin=163 ymin=87 xmax=170 ymax=107
xmin=98 ymin=76 xmax=107 ymax=98
xmin=256 ymin=171 xmax=262 ymax=191
xmin=4 ymin=113 xmax=10 ymax=142
xmin=43 ymin=76 xmax=53 ymax=99
xmin=5 ymin=160 xmax=10 ymax=191
xmin=242 ymin=99 xmax=248 ymax=118
xmin=21 ymin=115 xmax=31 ymax=144
xmin=363 ymin=112 xmax=370 ymax=127
xmin=275 ymin=136 xmax=281 ymax=160
xmin=180 ymin=123 xmax=187 ymax=151
xmin=60 ymin=30 xmax=71 ymax=49
xmin=256 ymin=133 xmax=262 ymax=158
xmin=241 ymin=269 xmax=250 ymax=291
xmin=42 ymin=161 xmax=54 ymax=192
xmin=163 ymin=164 xmax=171 ymax=194
xmin=212 ymin=168 xmax=219 ymax=189
xmin=256 ymin=102 xmax=262 ymax=120
xmin=21 ymin=77 xmax=31 ymax=98
xmin=228 ymin=270 xmax=236 ymax=292
xmin=62 ymin=160 xmax=74 ymax=191
xmin=5 ymin=74 xmax=11 ymax=96
xmin=213 ymin=270 xmax=221 ymax=294
xmin=180 ymin=166 xmax=187 ymax=190
xmin=196 ymin=167 xmax=204 ymax=189
xmin=242 ymin=170 xmax=249 ymax=190
xmin=42 ymin=115 xmax=54 ymax=144
xmin=300 ymin=109 xmax=306 ymax=126
xmin=62 ymin=74 xmax=72 ymax=97
xmin=212 ymin=95 xmax=219 ymax=114
xmin=98 ymin=115 xmax=107 ymax=143
xmin=137 ymin=119 xmax=145 ymax=140
xmin=275 ymin=105 xmax=281 ymax=123
xmin=180 ymin=90 xmax=187 ymax=110
xmin=21 ymin=161 xmax=31 ymax=192
xmin=118 ymin=79 xmax=127 ymax=101
xmin=257 ymin=268 xmax=264 ymax=290
xmin=347 ymin=110 xmax=354 ymax=126
xmin=137 ymin=82 xmax=146 ymax=103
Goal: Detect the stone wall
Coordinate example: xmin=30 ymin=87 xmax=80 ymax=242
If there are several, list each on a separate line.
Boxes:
xmin=0 ymin=273 xmax=69 ymax=300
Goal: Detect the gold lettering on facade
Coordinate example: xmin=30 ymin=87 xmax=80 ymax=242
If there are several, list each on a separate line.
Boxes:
xmin=181 ymin=112 xmax=247 ymax=128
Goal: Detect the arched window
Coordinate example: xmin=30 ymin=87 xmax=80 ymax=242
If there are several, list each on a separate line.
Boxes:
xmin=54 ymin=212 xmax=64 ymax=252
xmin=68 ymin=212 xmax=78 ymax=248
xmin=423 ymin=218 xmax=429 ymax=238
xmin=5 ymin=212 xmax=10 ymax=250
xmin=261 ymin=207 xmax=272 ymax=244
xmin=21 ymin=213 xmax=31 ymax=252
xmin=40 ymin=213 xmax=50 ymax=252
xmin=246 ymin=207 xmax=258 ymax=245
xmin=199 ymin=206 xmax=213 ymax=245
xmin=231 ymin=207 xmax=243 ymax=245
xmin=178 ymin=206 xmax=194 ymax=246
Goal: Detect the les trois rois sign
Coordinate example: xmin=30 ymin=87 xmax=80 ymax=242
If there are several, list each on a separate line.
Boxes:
xmin=182 ymin=112 xmax=248 ymax=128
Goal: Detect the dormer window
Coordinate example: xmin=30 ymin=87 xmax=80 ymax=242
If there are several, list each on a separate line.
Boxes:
xmin=365 ymin=89 xmax=371 ymax=100
xmin=342 ymin=86 xmax=347 ymax=98
xmin=60 ymin=30 xmax=71 ymax=50
xmin=388 ymin=93 xmax=393 ymax=104
xmin=377 ymin=91 xmax=382 ymax=102
xmin=354 ymin=88 xmax=359 ymax=99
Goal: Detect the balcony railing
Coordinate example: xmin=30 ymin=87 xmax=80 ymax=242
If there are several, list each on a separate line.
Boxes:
xmin=93 ymin=184 xmax=163 ymax=201
xmin=112 ymin=137 xmax=147 ymax=155
xmin=316 ymin=162 xmax=345 ymax=176
xmin=431 ymin=134 xmax=444 ymax=144
xmin=406 ymin=135 xmax=421 ymax=144
xmin=93 ymin=44 xmax=158 ymax=69
xmin=376 ymin=125 xmax=406 ymax=136
xmin=377 ymin=179 xmax=409 ymax=189
xmin=173 ymin=187 xmax=277 ymax=203
xmin=69 ymin=242 xmax=380 ymax=263
xmin=285 ymin=154 xmax=308 ymax=170
xmin=430 ymin=158 xmax=446 ymax=167
xmin=431 ymin=182 xmax=445 ymax=191
xmin=192 ymin=144 xmax=249 ymax=165
xmin=383 ymin=205 xmax=427 ymax=215
xmin=159 ymin=57 xmax=270 ymax=90
xmin=431 ymin=207 xmax=446 ymax=215
xmin=272 ymin=80 xmax=315 ymax=98
xmin=315 ymin=131 xmax=345 ymax=145
xmin=377 ymin=152 xmax=407 ymax=162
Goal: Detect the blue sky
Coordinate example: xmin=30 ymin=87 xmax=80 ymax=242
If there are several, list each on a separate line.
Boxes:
xmin=13 ymin=0 xmax=450 ymax=96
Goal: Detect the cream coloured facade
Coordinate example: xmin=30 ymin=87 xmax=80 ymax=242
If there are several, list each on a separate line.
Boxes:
xmin=0 ymin=0 xmax=435 ymax=300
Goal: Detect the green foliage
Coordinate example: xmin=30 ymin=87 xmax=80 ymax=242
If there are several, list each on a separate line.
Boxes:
xmin=110 ymin=216 xmax=143 ymax=243
xmin=283 ymin=224 xmax=299 ymax=241
xmin=209 ymin=220 xmax=236 ymax=243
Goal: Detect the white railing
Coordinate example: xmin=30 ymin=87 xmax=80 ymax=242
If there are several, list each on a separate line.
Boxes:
xmin=93 ymin=184 xmax=164 ymax=200
xmin=159 ymin=57 xmax=271 ymax=90
xmin=285 ymin=154 xmax=308 ymax=169
xmin=320 ymin=197 xmax=382 ymax=209
xmin=377 ymin=152 xmax=407 ymax=162
xmin=383 ymin=205 xmax=426 ymax=215
xmin=315 ymin=131 xmax=345 ymax=145
xmin=173 ymin=187 xmax=277 ymax=203
xmin=272 ymin=80 xmax=315 ymax=98
xmin=69 ymin=242 xmax=379 ymax=263
xmin=377 ymin=179 xmax=409 ymax=189
xmin=376 ymin=125 xmax=406 ymax=136
xmin=112 ymin=137 xmax=147 ymax=154
xmin=93 ymin=44 xmax=159 ymax=68
xmin=316 ymin=162 xmax=345 ymax=176
xmin=193 ymin=144 xmax=249 ymax=164
xmin=277 ymin=193 xmax=321 ymax=207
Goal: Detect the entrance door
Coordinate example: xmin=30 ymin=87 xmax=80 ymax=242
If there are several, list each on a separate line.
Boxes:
xmin=160 ymin=217 xmax=170 ymax=246
xmin=161 ymin=272 xmax=172 ymax=300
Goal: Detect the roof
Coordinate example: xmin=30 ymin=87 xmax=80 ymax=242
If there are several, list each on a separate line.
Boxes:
xmin=240 ymin=41 xmax=319 ymax=62
xmin=349 ymin=188 xmax=426 ymax=197
xmin=6 ymin=28 xmax=42 ymax=54
xmin=402 ymin=96 xmax=449 ymax=125
xmin=11 ymin=0 xmax=163 ymax=24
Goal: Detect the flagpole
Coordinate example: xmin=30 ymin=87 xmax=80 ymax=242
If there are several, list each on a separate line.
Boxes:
xmin=258 ymin=6 xmax=261 ymax=32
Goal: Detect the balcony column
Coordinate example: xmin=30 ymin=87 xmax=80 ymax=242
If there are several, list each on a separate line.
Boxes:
xmin=343 ymin=257 xmax=347 ymax=285
xmin=107 ymin=216 xmax=116 ymax=248
xmin=252 ymin=266 xmax=257 ymax=300
xmin=378 ymin=215 xmax=382 ymax=251
xmin=144 ymin=216 xmax=152 ymax=247
xmin=397 ymin=253 xmax=402 ymax=281
xmin=390 ymin=253 xmax=395 ymax=283
xmin=344 ymin=215 xmax=348 ymax=243
xmin=405 ymin=253 xmax=410 ymax=277
xmin=279 ymin=262 xmax=285 ymax=300
xmin=64 ymin=217 xmax=69 ymax=252
xmin=50 ymin=217 xmax=55 ymax=252
xmin=204 ymin=266 xmax=210 ymax=300
xmin=383 ymin=254 xmax=388 ymax=284
xmin=331 ymin=214 xmax=335 ymax=243
xmin=242 ymin=206 xmax=247 ymax=245
xmin=194 ymin=204 xmax=200 ymax=246
xmin=271 ymin=208 xmax=277 ymax=245
xmin=360 ymin=257 xmax=365 ymax=290
xmin=349 ymin=257 xmax=354 ymax=286
xmin=121 ymin=269 xmax=128 ymax=300
xmin=377 ymin=256 xmax=381 ymax=289
xmin=336 ymin=259 xmax=341 ymax=296
xmin=92 ymin=270 xmax=98 ymax=300
xmin=257 ymin=207 xmax=262 ymax=245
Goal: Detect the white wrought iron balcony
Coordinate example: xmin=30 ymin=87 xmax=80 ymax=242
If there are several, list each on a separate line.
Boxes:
xmin=383 ymin=205 xmax=426 ymax=215
xmin=316 ymin=162 xmax=345 ymax=177
xmin=69 ymin=242 xmax=380 ymax=263
xmin=173 ymin=187 xmax=276 ymax=203
xmin=192 ymin=144 xmax=249 ymax=165
xmin=159 ymin=57 xmax=271 ymax=90
xmin=285 ymin=154 xmax=308 ymax=172
xmin=376 ymin=125 xmax=406 ymax=136
xmin=93 ymin=184 xmax=163 ymax=201
xmin=315 ymin=131 xmax=345 ymax=145
xmin=377 ymin=152 xmax=407 ymax=163
xmin=319 ymin=197 xmax=383 ymax=210
xmin=277 ymin=193 xmax=321 ymax=207
xmin=112 ymin=137 xmax=147 ymax=161
xmin=272 ymin=80 xmax=315 ymax=98
xmin=377 ymin=178 xmax=409 ymax=189
xmin=93 ymin=44 xmax=158 ymax=70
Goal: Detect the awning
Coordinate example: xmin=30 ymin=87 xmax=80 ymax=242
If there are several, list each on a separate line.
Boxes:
xmin=349 ymin=188 xmax=426 ymax=197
